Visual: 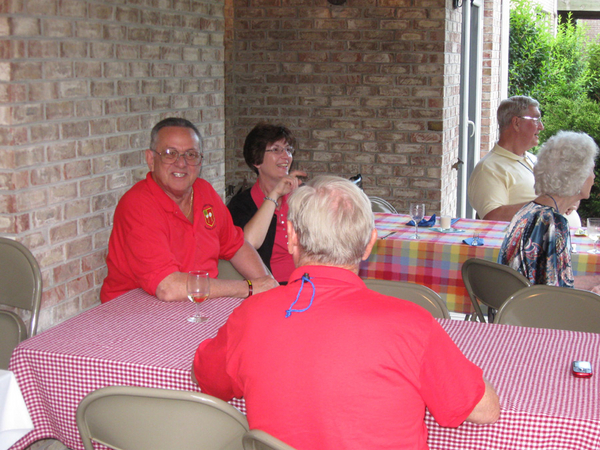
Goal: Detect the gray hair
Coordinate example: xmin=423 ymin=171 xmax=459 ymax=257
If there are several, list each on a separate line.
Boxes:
xmin=534 ymin=131 xmax=598 ymax=196
xmin=497 ymin=96 xmax=539 ymax=133
xmin=287 ymin=175 xmax=375 ymax=267
xmin=150 ymin=117 xmax=203 ymax=151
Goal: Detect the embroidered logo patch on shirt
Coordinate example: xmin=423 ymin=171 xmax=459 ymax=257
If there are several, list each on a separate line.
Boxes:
xmin=203 ymin=205 xmax=216 ymax=229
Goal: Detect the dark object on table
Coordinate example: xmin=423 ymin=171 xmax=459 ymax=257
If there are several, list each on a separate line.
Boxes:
xmin=349 ymin=173 xmax=363 ymax=189
xmin=463 ymin=237 xmax=484 ymax=246
xmin=407 ymin=214 xmax=436 ymax=227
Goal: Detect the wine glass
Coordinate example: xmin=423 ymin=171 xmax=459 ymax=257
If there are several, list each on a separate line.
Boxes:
xmin=587 ymin=218 xmax=600 ymax=253
xmin=187 ymin=270 xmax=210 ymax=323
xmin=409 ymin=203 xmax=425 ymax=240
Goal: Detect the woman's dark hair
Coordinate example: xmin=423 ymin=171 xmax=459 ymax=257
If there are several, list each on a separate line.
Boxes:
xmin=243 ymin=123 xmax=296 ymax=175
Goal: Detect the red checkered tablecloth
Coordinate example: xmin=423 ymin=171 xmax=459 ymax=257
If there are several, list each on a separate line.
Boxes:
xmin=9 ymin=289 xmax=600 ymax=450
xmin=9 ymin=290 xmax=245 ymax=450
xmin=359 ymin=213 xmax=600 ymax=313
xmin=428 ymin=321 xmax=600 ymax=450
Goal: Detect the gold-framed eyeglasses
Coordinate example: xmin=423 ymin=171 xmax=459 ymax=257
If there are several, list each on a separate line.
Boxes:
xmin=152 ymin=148 xmax=203 ymax=165
xmin=265 ymin=145 xmax=295 ymax=156
xmin=518 ymin=116 xmax=543 ymax=125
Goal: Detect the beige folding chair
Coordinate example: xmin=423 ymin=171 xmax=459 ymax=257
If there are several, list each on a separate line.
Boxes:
xmin=0 ymin=310 xmax=27 ymax=370
xmin=218 ymin=259 xmax=245 ymax=281
xmin=495 ymin=285 xmax=600 ymax=333
xmin=368 ymin=196 xmax=398 ymax=214
xmin=461 ymin=258 xmax=531 ymax=323
xmin=243 ymin=430 xmax=296 ymax=450
xmin=0 ymin=237 xmax=42 ymax=337
xmin=363 ymin=279 xmax=450 ymax=319
xmin=76 ymin=386 xmax=249 ymax=450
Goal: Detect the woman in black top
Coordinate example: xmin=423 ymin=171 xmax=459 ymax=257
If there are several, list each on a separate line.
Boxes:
xmin=228 ymin=123 xmax=306 ymax=283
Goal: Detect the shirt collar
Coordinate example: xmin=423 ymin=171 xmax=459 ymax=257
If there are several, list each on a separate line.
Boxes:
xmin=493 ymin=144 xmax=534 ymax=168
xmin=145 ymin=171 xmax=189 ymax=215
xmin=287 ymin=265 xmax=365 ymax=287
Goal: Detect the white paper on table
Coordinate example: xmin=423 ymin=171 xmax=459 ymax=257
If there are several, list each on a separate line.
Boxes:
xmin=0 ymin=370 xmax=34 ymax=450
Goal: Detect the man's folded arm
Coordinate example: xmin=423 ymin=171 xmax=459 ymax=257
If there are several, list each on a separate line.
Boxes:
xmin=465 ymin=378 xmax=500 ymax=424
xmin=482 ymin=202 xmax=528 ymax=221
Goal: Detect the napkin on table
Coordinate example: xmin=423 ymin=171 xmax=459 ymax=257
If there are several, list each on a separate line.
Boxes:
xmin=407 ymin=214 xmax=436 ymax=227
xmin=462 ymin=237 xmax=484 ymax=246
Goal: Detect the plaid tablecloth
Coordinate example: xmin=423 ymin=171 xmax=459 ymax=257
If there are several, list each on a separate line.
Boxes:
xmin=9 ymin=289 xmax=600 ymax=450
xmin=359 ymin=213 xmax=600 ymax=313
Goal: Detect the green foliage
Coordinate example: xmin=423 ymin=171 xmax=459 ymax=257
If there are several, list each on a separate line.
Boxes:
xmin=537 ymin=16 xmax=593 ymax=102
xmin=539 ymin=97 xmax=600 ymax=145
xmin=508 ymin=0 xmax=551 ymax=97
xmin=587 ymin=40 xmax=600 ymax=102
xmin=509 ymin=0 xmax=600 ymax=220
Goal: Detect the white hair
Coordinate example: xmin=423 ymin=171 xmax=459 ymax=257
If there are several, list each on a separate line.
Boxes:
xmin=534 ymin=131 xmax=598 ymax=196
xmin=287 ymin=176 xmax=374 ymax=267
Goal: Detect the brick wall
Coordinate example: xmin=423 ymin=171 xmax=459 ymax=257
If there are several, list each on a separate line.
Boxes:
xmin=579 ymin=18 xmax=600 ymax=41
xmin=225 ymin=0 xmax=464 ymax=216
xmin=1 ymin=0 xmax=506 ymax=330
xmin=0 ymin=0 xmax=226 ymax=331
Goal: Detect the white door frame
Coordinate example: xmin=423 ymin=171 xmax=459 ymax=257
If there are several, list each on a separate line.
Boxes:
xmin=457 ymin=0 xmax=483 ymax=219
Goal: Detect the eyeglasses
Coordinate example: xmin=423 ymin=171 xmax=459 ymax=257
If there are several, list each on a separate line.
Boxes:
xmin=518 ymin=116 xmax=543 ymax=125
xmin=152 ymin=148 xmax=203 ymax=166
xmin=265 ymin=145 xmax=295 ymax=156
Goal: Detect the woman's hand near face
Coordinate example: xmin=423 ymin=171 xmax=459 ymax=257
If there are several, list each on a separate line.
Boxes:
xmin=244 ymin=170 xmax=307 ymax=250
xmin=269 ymin=170 xmax=307 ymax=201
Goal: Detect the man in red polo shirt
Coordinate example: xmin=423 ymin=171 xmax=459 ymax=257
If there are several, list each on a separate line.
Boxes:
xmin=192 ymin=176 xmax=500 ymax=450
xmin=100 ymin=118 xmax=278 ymax=303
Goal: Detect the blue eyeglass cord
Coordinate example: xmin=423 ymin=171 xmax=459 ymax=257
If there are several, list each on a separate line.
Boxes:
xmin=285 ymin=274 xmax=315 ymax=318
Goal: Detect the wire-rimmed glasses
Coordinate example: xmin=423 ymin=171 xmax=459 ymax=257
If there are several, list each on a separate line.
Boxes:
xmin=265 ymin=145 xmax=294 ymax=156
xmin=152 ymin=148 xmax=203 ymax=165
xmin=518 ymin=116 xmax=543 ymax=126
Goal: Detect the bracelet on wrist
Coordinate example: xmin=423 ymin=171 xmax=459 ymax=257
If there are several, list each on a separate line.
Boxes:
xmin=264 ymin=196 xmax=279 ymax=208
xmin=246 ymin=279 xmax=253 ymax=297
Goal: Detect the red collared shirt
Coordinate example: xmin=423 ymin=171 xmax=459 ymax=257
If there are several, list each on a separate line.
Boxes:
xmin=100 ymin=172 xmax=244 ymax=302
xmin=250 ymin=183 xmax=295 ymax=283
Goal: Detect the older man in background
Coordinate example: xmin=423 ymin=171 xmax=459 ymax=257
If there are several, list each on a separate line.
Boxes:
xmin=100 ymin=117 xmax=278 ymax=303
xmin=193 ymin=175 xmax=500 ymax=450
xmin=468 ymin=96 xmax=544 ymax=221
xmin=468 ymin=96 xmax=581 ymax=225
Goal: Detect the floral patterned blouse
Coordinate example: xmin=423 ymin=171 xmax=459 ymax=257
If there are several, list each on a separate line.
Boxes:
xmin=498 ymin=202 xmax=574 ymax=288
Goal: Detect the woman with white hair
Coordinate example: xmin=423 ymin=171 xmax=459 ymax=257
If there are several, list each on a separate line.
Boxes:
xmin=499 ymin=130 xmax=600 ymax=290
